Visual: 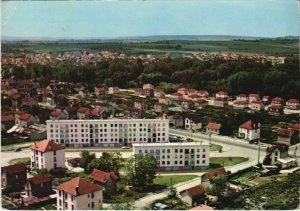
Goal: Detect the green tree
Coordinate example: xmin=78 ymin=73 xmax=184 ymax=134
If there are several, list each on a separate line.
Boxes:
xmin=209 ymin=175 xmax=227 ymax=197
xmin=79 ymin=150 xmax=96 ymax=173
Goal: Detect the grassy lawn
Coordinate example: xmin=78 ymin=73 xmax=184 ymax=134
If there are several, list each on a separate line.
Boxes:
xmin=230 ymin=170 xmax=260 ymax=186
xmin=8 ymin=157 xmax=31 ymax=165
xmin=1 ymin=141 xmax=34 ymax=152
xmin=210 ymin=157 xmax=249 ymax=167
xmin=210 ymin=144 xmax=223 ymax=151
xmin=154 ymin=175 xmax=199 ymax=187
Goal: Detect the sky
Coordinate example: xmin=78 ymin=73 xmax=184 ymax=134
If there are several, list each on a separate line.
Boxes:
xmin=1 ymin=0 xmax=299 ymax=39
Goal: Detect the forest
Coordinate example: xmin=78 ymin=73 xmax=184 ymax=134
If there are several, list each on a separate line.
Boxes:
xmin=2 ymin=56 xmax=300 ymax=99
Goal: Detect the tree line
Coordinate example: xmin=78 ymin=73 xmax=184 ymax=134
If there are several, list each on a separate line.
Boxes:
xmin=2 ymin=56 xmax=299 ymax=98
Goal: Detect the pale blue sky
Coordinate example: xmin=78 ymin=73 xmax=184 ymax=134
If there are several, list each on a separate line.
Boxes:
xmin=1 ymin=0 xmax=299 ymax=38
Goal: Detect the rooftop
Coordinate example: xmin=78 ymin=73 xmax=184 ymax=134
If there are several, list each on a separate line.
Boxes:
xmin=133 ymin=142 xmax=209 ymax=147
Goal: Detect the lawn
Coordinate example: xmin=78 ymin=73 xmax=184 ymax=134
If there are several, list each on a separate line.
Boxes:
xmin=210 ymin=144 xmax=223 ymax=151
xmin=154 ymin=175 xmax=199 ymax=187
xmin=8 ymin=157 xmax=31 ymax=165
xmin=230 ymin=170 xmax=260 ymax=186
xmin=1 ymin=141 xmax=34 ymax=152
xmin=210 ymin=157 xmax=249 ymax=167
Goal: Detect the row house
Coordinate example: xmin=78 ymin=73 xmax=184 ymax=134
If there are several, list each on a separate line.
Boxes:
xmin=1 ymin=163 xmax=27 ymax=190
xmin=55 ymin=177 xmax=103 ymax=210
xmin=286 ymin=99 xmax=300 ymax=109
xmin=206 ymin=123 xmax=221 ymax=135
xmin=238 ymin=120 xmax=260 ymax=141
xmin=30 ymin=139 xmax=65 ymax=171
xmin=90 ymin=169 xmax=118 ymax=194
xmin=25 ymin=173 xmax=53 ymax=198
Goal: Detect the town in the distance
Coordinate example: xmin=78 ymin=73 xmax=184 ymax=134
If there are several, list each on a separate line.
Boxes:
xmin=1 ymin=36 xmax=299 ymax=210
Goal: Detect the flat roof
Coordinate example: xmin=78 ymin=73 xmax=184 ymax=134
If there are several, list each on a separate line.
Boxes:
xmin=46 ymin=118 xmax=169 ymax=123
xmin=132 ymin=141 xmax=210 ymax=147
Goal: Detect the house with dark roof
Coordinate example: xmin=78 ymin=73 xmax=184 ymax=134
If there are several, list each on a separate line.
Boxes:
xmin=277 ymin=128 xmax=299 ymax=146
xmin=206 ymin=123 xmax=221 ymax=135
xmin=271 ymin=97 xmax=285 ymax=105
xmin=233 ymin=101 xmax=249 ymax=110
xmin=213 ymin=97 xmax=228 ymax=107
xmin=179 ymin=185 xmax=204 ymax=206
xmin=50 ymin=110 xmax=68 ymax=120
xmin=263 ymin=145 xmax=288 ymax=166
xmin=201 ymin=167 xmax=227 ymax=190
xmin=268 ymin=104 xmax=284 ymax=116
xmin=286 ymin=99 xmax=300 ymax=109
xmin=238 ymin=120 xmax=260 ymax=141
xmin=30 ymin=139 xmax=65 ymax=171
xmin=1 ymin=163 xmax=27 ymax=190
xmin=55 ymin=177 xmax=103 ymax=210
xmin=185 ymin=115 xmax=202 ymax=131
xmin=89 ymin=169 xmax=118 ymax=194
xmin=89 ymin=108 xmax=108 ymax=119
xmin=25 ymin=173 xmax=54 ymax=197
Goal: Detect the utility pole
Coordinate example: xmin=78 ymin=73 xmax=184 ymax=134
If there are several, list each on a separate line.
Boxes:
xmin=257 ymin=137 xmax=261 ymax=165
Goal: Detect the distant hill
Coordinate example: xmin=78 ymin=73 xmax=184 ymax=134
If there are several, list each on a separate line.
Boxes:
xmin=2 ymin=35 xmax=298 ymax=43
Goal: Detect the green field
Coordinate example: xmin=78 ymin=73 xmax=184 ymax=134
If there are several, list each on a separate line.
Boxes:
xmin=210 ymin=157 xmax=249 ymax=167
xmin=210 ymin=144 xmax=223 ymax=151
xmin=8 ymin=157 xmax=31 ymax=165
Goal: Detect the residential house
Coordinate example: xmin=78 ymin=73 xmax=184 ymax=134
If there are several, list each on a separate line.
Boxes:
xmin=144 ymin=88 xmax=154 ymax=98
xmin=262 ymin=96 xmax=270 ymax=105
xmin=154 ymin=103 xmax=168 ymax=113
xmin=1 ymin=115 xmax=15 ymax=131
xmin=67 ymin=158 xmax=81 ymax=168
xmin=268 ymin=104 xmax=283 ymax=116
xmin=50 ymin=110 xmax=68 ymax=120
xmin=25 ymin=173 xmax=53 ymax=197
xmin=201 ymin=167 xmax=226 ymax=190
xmin=134 ymin=88 xmax=144 ymax=96
xmin=277 ymin=157 xmax=297 ymax=169
xmin=108 ymin=87 xmax=120 ymax=94
xmin=42 ymin=93 xmax=56 ymax=105
xmin=214 ymin=97 xmax=228 ymax=107
xmin=277 ymin=128 xmax=299 ymax=146
xmin=198 ymin=90 xmax=209 ymax=98
xmin=30 ymin=139 xmax=65 ymax=171
xmin=177 ymin=87 xmax=188 ymax=95
xmin=179 ymin=185 xmax=204 ymax=206
xmin=134 ymin=99 xmax=146 ymax=110
xmin=236 ymin=94 xmax=248 ymax=102
xmin=94 ymin=85 xmax=107 ymax=96
xmin=233 ymin=101 xmax=248 ymax=110
xmin=90 ymin=169 xmax=118 ymax=194
xmin=89 ymin=108 xmax=108 ymax=119
xmin=22 ymin=95 xmax=38 ymax=107
xmin=154 ymin=88 xmax=165 ymax=97
xmin=286 ymin=99 xmax=299 ymax=109
xmin=17 ymin=113 xmax=38 ymax=128
xmin=169 ymin=92 xmax=183 ymax=100
xmin=55 ymin=177 xmax=103 ymax=210
xmin=181 ymin=99 xmax=193 ymax=110
xmin=143 ymin=83 xmax=154 ymax=90
xmin=12 ymin=94 xmax=22 ymax=108
xmin=1 ymin=163 xmax=27 ymax=189
xmin=206 ymin=123 xmax=221 ymax=135
xmin=123 ymin=107 xmax=142 ymax=118
xmin=216 ymin=91 xmax=228 ymax=99
xmin=77 ymin=107 xmax=90 ymax=120
xmin=185 ymin=115 xmax=202 ymax=131
xmin=168 ymin=114 xmax=184 ymax=128
xmin=94 ymin=102 xmax=111 ymax=113
xmin=249 ymin=94 xmax=260 ymax=103
xmin=238 ymin=120 xmax=260 ymax=141
xmin=263 ymin=145 xmax=288 ymax=166
xmin=187 ymin=89 xmax=198 ymax=95
xmin=250 ymin=101 xmax=264 ymax=111
xmin=194 ymin=99 xmax=208 ymax=108
xmin=271 ymin=97 xmax=285 ymax=105
xmin=159 ymin=96 xmax=171 ymax=105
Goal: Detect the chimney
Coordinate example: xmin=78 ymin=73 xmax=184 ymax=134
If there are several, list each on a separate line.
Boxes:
xmin=75 ymin=185 xmax=79 ymax=195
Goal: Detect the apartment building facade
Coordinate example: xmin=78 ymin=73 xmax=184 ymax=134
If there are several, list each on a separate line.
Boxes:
xmin=47 ymin=119 xmax=169 ymax=147
xmin=132 ymin=142 xmax=210 ymax=170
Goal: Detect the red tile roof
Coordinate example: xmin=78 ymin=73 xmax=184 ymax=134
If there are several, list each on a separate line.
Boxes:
xmin=77 ymin=107 xmax=89 ymax=113
xmin=1 ymin=115 xmax=15 ymax=122
xmin=185 ymin=185 xmax=204 ymax=197
xmin=239 ymin=120 xmax=260 ymax=130
xmin=287 ymin=99 xmax=299 ymax=104
xmin=55 ymin=177 xmax=103 ymax=196
xmin=27 ymin=173 xmax=52 ymax=185
xmin=251 ymin=100 xmax=263 ymax=105
xmin=272 ymin=97 xmax=284 ymax=102
xmin=90 ymin=108 xmax=105 ymax=117
xmin=204 ymin=167 xmax=226 ymax=179
xmin=249 ymin=94 xmax=259 ymax=97
xmin=293 ymin=123 xmax=300 ymax=130
xmin=1 ymin=163 xmax=27 ymax=174
xmin=30 ymin=139 xmax=64 ymax=152
xmin=206 ymin=123 xmax=221 ymax=130
xmin=277 ymin=128 xmax=295 ymax=137
xmin=238 ymin=94 xmax=247 ymax=97
xmin=215 ymin=97 xmax=226 ymax=101
xmin=234 ymin=101 xmax=248 ymax=105
xmin=50 ymin=110 xmax=61 ymax=117
xmin=90 ymin=169 xmax=118 ymax=183
xmin=216 ymin=91 xmax=227 ymax=95
xmin=269 ymin=104 xmax=283 ymax=110
xmin=19 ymin=113 xmax=32 ymax=120
xmin=263 ymin=96 xmax=270 ymax=100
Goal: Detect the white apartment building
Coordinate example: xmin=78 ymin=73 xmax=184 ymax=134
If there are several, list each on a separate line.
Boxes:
xmin=132 ymin=142 xmax=210 ymax=170
xmin=55 ymin=177 xmax=103 ymax=210
xmin=47 ymin=119 xmax=169 ymax=147
xmin=30 ymin=139 xmax=65 ymax=171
